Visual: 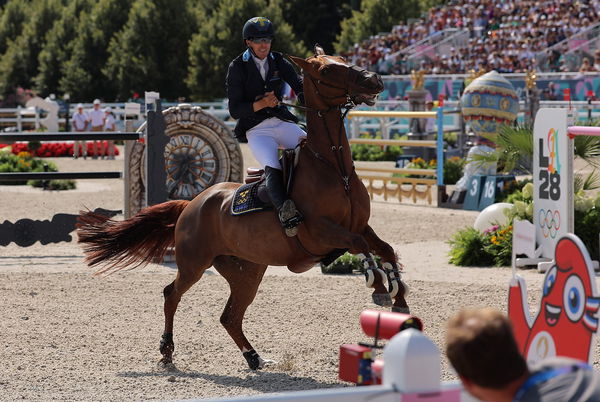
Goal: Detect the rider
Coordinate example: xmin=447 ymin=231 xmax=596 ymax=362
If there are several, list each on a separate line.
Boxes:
xmin=226 ymin=16 xmax=305 ymax=237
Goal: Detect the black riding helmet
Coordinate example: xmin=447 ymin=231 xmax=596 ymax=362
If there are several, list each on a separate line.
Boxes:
xmin=242 ymin=17 xmax=275 ymax=41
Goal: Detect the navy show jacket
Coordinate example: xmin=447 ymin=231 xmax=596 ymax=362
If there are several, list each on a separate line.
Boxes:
xmin=226 ymin=49 xmax=304 ymax=141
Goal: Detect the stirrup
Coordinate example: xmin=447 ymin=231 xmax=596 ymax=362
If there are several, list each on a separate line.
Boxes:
xmin=278 ymin=200 xmax=303 ymax=237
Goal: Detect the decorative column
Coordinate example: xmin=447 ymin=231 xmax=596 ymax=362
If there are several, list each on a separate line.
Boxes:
xmin=406 ymin=70 xmax=432 ymax=159
xmin=524 ymin=70 xmax=540 ymax=126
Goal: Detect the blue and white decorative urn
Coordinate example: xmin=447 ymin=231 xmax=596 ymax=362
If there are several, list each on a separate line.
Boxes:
xmin=461 ymin=71 xmax=519 ymax=138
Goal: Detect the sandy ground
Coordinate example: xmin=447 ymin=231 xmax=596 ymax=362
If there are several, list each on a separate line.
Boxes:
xmin=1 ymin=144 xmax=599 ymax=401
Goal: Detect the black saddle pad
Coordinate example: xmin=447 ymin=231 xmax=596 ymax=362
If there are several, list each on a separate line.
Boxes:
xmin=231 ymin=180 xmax=272 ymax=216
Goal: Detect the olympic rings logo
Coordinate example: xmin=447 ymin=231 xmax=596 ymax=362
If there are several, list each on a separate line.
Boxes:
xmin=538 ymin=209 xmax=561 ymax=239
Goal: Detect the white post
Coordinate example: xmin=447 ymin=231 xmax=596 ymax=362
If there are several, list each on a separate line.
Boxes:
xmin=124 ymin=120 xmax=133 ymax=219
xmin=34 ymin=107 xmax=40 ymax=129
xmin=382 ymin=328 xmax=441 ymax=392
xmin=16 ymin=106 xmax=22 ymax=131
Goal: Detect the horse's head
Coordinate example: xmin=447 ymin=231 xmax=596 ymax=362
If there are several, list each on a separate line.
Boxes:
xmin=289 ymin=46 xmax=383 ymax=110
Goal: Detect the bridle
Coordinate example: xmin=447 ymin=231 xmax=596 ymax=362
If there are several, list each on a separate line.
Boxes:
xmin=288 ymin=63 xmax=376 ymax=194
xmin=286 ymin=60 xmax=380 ymax=260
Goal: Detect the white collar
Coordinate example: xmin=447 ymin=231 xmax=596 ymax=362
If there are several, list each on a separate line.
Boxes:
xmin=252 ymin=54 xmax=268 ymax=66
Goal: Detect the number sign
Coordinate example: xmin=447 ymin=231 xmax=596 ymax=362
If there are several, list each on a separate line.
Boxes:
xmin=463 ymin=175 xmax=487 ymax=211
xmin=533 ymin=109 xmax=574 ymax=258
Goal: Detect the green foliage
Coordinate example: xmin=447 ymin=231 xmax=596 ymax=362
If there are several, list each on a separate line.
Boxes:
xmin=448 ymin=227 xmax=495 ymax=266
xmin=499 ymin=178 xmax=531 ymax=204
xmin=575 ymin=208 xmax=600 ymax=261
xmin=574 ymin=134 xmax=600 ymax=169
xmin=0 ymin=0 xmax=63 ymax=96
xmin=282 ymin=0 xmax=352 ymax=54
xmin=450 ymin=182 xmax=600 ymax=266
xmin=448 ymin=224 xmax=513 ymax=267
xmin=28 ymin=178 xmax=76 ymax=190
xmin=186 ymin=0 xmax=307 ymax=101
xmin=35 ymin=0 xmax=91 ymax=96
xmin=443 ymin=156 xmax=464 ymax=185
xmin=104 ymin=0 xmax=195 ymax=100
xmin=0 ymin=0 xmax=30 ymax=55
xmin=0 ymin=151 xmax=56 ymax=185
xmin=473 ymin=123 xmax=534 ymax=174
xmin=60 ymin=0 xmax=134 ymax=101
xmin=335 ymin=0 xmax=420 ymax=53
xmin=481 ymin=225 xmax=513 ymax=266
xmin=351 ymin=143 xmax=403 ymax=161
xmin=320 ymin=252 xmax=361 ymax=274
xmin=0 ymin=0 xmax=458 ymax=101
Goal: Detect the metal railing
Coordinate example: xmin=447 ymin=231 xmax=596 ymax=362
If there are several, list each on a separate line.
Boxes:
xmin=404 ymin=29 xmax=469 ymax=71
xmin=535 ymin=22 xmax=600 ymax=71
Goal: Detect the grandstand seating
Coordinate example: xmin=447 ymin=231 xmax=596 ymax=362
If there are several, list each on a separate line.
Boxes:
xmin=343 ymin=0 xmax=600 ymax=75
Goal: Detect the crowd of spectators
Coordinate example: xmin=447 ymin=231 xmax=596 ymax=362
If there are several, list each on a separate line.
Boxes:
xmin=342 ymin=0 xmax=600 ymax=75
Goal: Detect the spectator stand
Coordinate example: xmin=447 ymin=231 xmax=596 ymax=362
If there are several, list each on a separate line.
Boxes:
xmin=536 ymin=22 xmax=600 ymax=72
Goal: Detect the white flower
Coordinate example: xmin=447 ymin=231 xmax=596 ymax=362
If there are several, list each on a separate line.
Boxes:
xmin=522 ymin=182 xmax=534 ymax=200
xmin=514 ymin=200 xmax=527 ymax=214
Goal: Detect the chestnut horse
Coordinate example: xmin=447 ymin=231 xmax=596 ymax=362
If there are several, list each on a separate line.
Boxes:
xmin=77 ymin=46 xmax=409 ymax=370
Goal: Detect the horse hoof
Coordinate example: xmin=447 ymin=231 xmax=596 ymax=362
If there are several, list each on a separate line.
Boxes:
xmin=158 ymin=357 xmax=176 ymax=370
xmin=372 ymin=293 xmax=393 ymax=307
xmin=392 ymin=306 xmax=410 ymax=314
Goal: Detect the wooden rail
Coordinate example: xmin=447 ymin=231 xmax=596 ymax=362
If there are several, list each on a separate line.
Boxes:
xmin=356 ymin=174 xmax=436 ymax=204
xmin=355 ymin=165 xmax=437 ymax=205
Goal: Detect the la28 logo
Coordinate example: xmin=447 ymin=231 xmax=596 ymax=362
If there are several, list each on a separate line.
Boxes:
xmin=538 ymin=129 xmax=561 ymax=201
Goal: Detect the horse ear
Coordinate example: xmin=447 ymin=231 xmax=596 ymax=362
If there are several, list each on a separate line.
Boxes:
xmin=314 ymin=45 xmax=325 ymax=56
xmin=288 ymin=55 xmax=310 ymax=71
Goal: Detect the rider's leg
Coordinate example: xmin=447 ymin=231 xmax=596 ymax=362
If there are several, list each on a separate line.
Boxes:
xmin=264 ymin=166 xmax=302 ymax=237
xmin=275 ymin=120 xmax=307 ymax=149
xmin=247 ymin=120 xmax=303 ymax=237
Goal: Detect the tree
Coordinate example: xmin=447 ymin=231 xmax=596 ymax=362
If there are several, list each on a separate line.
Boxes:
xmin=186 ymin=0 xmax=306 ymax=101
xmin=34 ymin=0 xmax=91 ymax=96
xmin=0 ymin=0 xmax=63 ymax=96
xmin=103 ymin=0 xmax=196 ymax=100
xmin=281 ymin=0 xmax=353 ymax=55
xmin=0 ymin=0 xmax=31 ymax=55
xmin=60 ymin=0 xmax=134 ymax=101
xmin=334 ymin=0 xmax=420 ymax=53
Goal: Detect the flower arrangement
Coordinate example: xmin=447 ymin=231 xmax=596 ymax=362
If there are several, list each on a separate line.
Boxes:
xmin=402 ymin=156 xmax=464 ymax=185
xmin=0 ymin=142 xmax=120 ymax=158
xmin=351 ymin=134 xmax=403 ymax=161
xmin=0 ymin=148 xmax=75 ymax=189
xmin=448 ymin=181 xmax=600 ymax=266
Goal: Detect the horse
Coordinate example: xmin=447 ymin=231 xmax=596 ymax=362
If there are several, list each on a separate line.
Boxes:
xmin=76 ymin=46 xmax=409 ymax=370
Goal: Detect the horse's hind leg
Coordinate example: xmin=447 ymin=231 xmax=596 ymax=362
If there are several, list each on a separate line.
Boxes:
xmin=363 ymin=225 xmax=410 ymax=314
xmin=160 ymin=261 xmax=209 ymax=365
xmin=212 ymin=256 xmax=269 ymax=370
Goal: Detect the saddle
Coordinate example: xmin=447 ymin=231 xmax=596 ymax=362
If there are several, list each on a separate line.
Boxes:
xmin=231 ymin=147 xmax=300 ymax=216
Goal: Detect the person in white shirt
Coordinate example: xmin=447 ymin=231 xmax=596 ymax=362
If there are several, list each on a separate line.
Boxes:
xmin=72 ymin=103 xmax=89 ymax=158
xmin=88 ymin=99 xmax=105 ymax=159
xmin=103 ymin=107 xmax=116 ymax=159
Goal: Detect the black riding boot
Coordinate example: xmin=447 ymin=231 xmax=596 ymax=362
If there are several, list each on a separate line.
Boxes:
xmin=264 ymin=166 xmax=303 ymax=237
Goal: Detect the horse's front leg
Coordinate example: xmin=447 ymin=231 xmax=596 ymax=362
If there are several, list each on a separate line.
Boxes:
xmin=310 ymin=218 xmax=392 ymax=307
xmin=362 ymin=225 xmax=410 ymax=314
xmin=213 ymin=256 xmax=272 ymax=370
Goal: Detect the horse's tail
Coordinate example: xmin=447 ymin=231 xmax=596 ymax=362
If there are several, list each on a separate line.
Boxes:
xmin=76 ymin=200 xmax=190 ymax=275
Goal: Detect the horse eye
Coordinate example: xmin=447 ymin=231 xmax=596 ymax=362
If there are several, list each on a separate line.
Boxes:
xmin=320 ymin=67 xmax=330 ymax=76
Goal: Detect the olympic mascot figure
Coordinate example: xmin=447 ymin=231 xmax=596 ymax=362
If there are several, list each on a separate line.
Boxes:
xmin=508 ymin=233 xmax=600 ymax=364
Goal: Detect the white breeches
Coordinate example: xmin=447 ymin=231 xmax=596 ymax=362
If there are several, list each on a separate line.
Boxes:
xmin=246 ymin=117 xmax=306 ymax=169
